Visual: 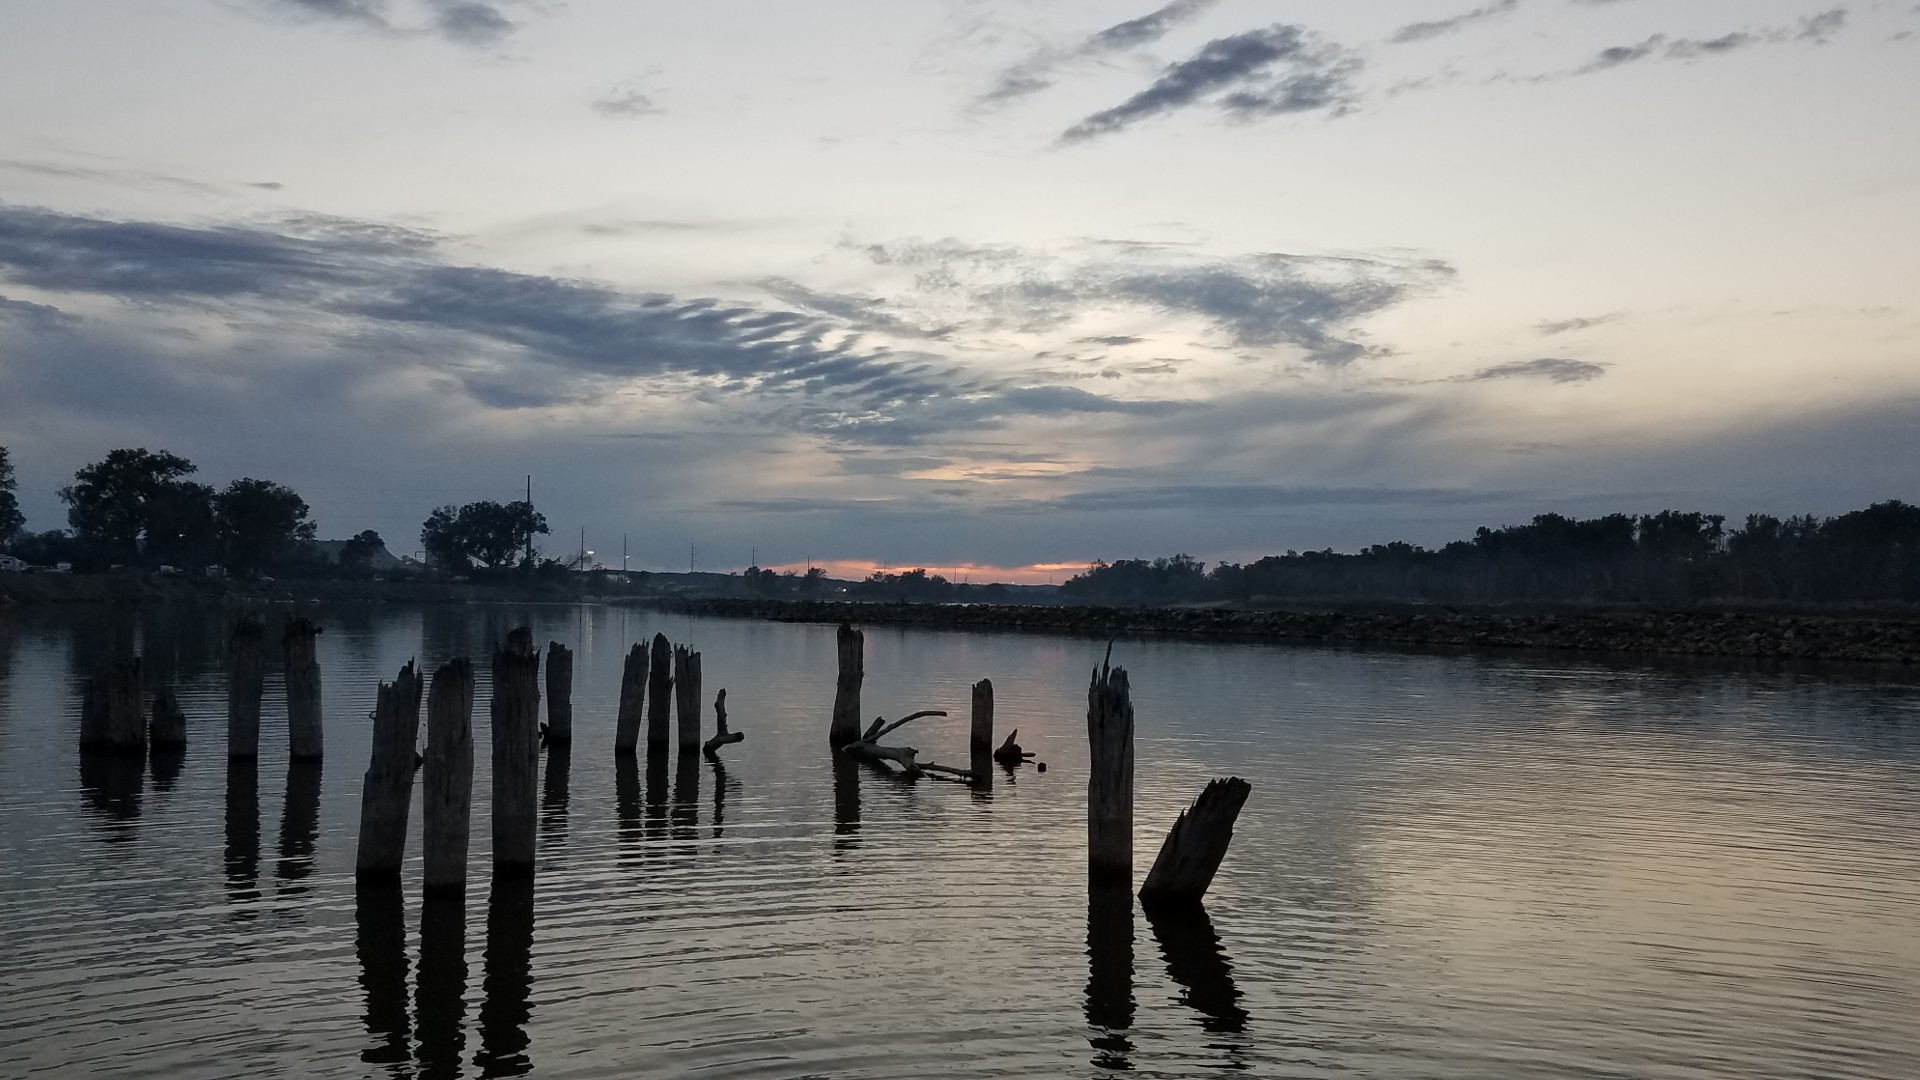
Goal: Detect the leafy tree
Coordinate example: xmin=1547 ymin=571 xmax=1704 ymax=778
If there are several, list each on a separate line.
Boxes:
xmin=146 ymin=480 xmax=219 ymax=568
xmin=421 ymin=505 xmax=465 ymax=570
xmin=339 ymin=529 xmax=386 ymax=570
xmin=214 ymin=478 xmax=317 ymax=572
xmin=59 ymin=448 xmax=197 ymax=563
xmin=0 ymin=446 xmax=23 ymax=545
xmin=800 ymin=566 xmax=827 ymax=593
xmin=419 ymin=500 xmax=548 ymax=572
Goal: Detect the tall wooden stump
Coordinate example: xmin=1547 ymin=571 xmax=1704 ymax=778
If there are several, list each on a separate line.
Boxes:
xmin=356 ymin=661 xmax=425 ymax=881
xmin=1140 ymin=778 xmax=1251 ymax=906
xmin=82 ymin=657 xmax=145 ymax=755
xmin=226 ymin=614 xmax=266 ymax=759
xmin=828 ymin=622 xmax=864 ymax=748
xmin=1087 ymin=658 xmax=1134 ymax=887
xmin=491 ymin=628 xmax=541 ymax=876
xmin=645 ymin=632 xmax=673 ymax=750
xmin=613 ymin=643 xmax=646 ymax=754
xmin=674 ymin=645 xmax=702 ymax=755
xmin=423 ymin=657 xmax=475 ymax=895
xmin=150 ymin=686 xmax=188 ymax=749
xmin=283 ymin=616 xmax=324 ymax=761
xmin=80 ymin=673 xmax=109 ymax=750
xmin=969 ymin=678 xmax=994 ymax=787
xmin=545 ymin=642 xmax=573 ymax=746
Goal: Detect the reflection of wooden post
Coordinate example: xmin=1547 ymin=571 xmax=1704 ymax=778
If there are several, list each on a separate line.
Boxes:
xmin=490 ymin=628 xmax=541 ymax=876
xmin=1087 ymin=657 xmax=1134 ymax=887
xmin=544 ymin=642 xmax=573 ymax=746
xmin=356 ymin=661 xmax=424 ymax=880
xmin=969 ymin=678 xmax=993 ymax=787
xmin=828 ymin=622 xmax=863 ymax=747
xmin=646 ymin=633 xmax=672 ymax=750
xmin=1140 ymin=778 xmax=1251 ymax=906
xmin=150 ymin=685 xmax=188 ymax=749
xmin=227 ymin=614 xmax=266 ymax=759
xmin=423 ymin=657 xmax=475 ymax=894
xmin=614 ymin=643 xmax=646 ymax=754
xmin=674 ymin=645 xmax=702 ymax=754
xmin=283 ymin=616 xmax=324 ymax=761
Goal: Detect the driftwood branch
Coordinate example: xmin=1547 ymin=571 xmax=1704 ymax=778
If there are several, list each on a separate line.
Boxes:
xmin=702 ymin=688 xmax=745 ymax=755
xmin=839 ymin=708 xmax=950 ymax=777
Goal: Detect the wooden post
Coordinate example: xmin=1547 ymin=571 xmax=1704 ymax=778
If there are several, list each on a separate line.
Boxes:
xmin=1139 ymin=778 xmax=1251 ymax=906
xmin=491 ymin=628 xmax=541 ymax=876
xmin=703 ymin=688 xmax=745 ymax=754
xmin=674 ymin=644 xmax=702 ymax=755
xmin=226 ymin=614 xmax=266 ymax=759
xmin=828 ymin=622 xmax=863 ymax=748
xmin=150 ymin=685 xmax=188 ymax=749
xmin=645 ymin=632 xmax=672 ymax=750
xmin=85 ymin=656 xmax=145 ymax=755
xmin=969 ymin=678 xmax=993 ymax=787
xmin=613 ymin=642 xmax=646 ymax=754
xmin=545 ymin=642 xmax=573 ymax=746
xmin=283 ymin=616 xmax=324 ymax=761
xmin=423 ymin=657 xmax=475 ymax=895
xmin=1087 ymin=655 xmax=1134 ymax=887
xmin=356 ymin=661 xmax=424 ymax=880
xmin=79 ymin=672 xmax=109 ymax=750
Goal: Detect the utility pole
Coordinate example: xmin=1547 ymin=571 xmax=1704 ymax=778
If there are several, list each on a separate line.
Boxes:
xmin=579 ymin=526 xmax=586 ymax=572
xmin=690 ymin=543 xmax=696 ymax=574
xmin=623 ymin=533 xmax=629 ymax=574
xmin=525 ymin=475 xmax=533 ymax=566
xmin=751 ymin=546 xmax=757 ymax=569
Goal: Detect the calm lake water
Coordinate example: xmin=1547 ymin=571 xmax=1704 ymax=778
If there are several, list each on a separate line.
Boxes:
xmin=1 ymin=603 xmax=1917 ymax=1079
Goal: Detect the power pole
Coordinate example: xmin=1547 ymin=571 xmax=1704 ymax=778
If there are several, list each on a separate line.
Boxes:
xmin=623 ymin=533 xmax=629 ymax=574
xmin=689 ymin=543 xmax=696 ymax=574
xmin=751 ymin=546 xmax=757 ymax=570
xmin=524 ymin=475 xmax=533 ymax=566
xmin=579 ymin=526 xmax=586 ymax=572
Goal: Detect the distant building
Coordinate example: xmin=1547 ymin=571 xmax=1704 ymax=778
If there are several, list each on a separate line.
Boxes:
xmin=309 ymin=539 xmax=407 ymax=571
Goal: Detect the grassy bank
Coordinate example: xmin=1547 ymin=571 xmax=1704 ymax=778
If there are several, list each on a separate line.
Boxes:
xmin=0 ymin=572 xmax=590 ymax=606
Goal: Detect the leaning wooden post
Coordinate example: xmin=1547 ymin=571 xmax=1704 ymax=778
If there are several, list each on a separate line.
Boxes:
xmin=103 ymin=656 xmax=145 ymax=755
xmin=283 ymin=616 xmax=324 ymax=761
xmin=969 ymin=678 xmax=994 ymax=787
xmin=422 ymin=657 xmax=475 ymax=894
xmin=545 ymin=641 xmax=573 ymax=746
xmin=150 ymin=686 xmax=188 ymax=750
xmin=491 ymin=628 xmax=541 ymax=876
xmin=1140 ymin=778 xmax=1252 ymax=906
xmin=356 ymin=661 xmax=424 ymax=881
xmin=226 ymin=614 xmax=266 ymax=759
xmin=613 ymin=643 xmax=646 ymax=754
xmin=645 ymin=632 xmax=673 ymax=750
xmin=1087 ymin=655 xmax=1134 ymax=887
xmin=674 ymin=645 xmax=702 ymax=754
xmin=828 ymin=622 xmax=864 ymax=748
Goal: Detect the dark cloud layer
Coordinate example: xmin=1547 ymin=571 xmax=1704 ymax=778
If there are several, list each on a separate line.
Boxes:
xmin=1459 ymin=358 xmax=1609 ymax=383
xmin=0 ymin=293 xmax=77 ymax=332
xmin=978 ymin=0 xmax=1216 ymax=108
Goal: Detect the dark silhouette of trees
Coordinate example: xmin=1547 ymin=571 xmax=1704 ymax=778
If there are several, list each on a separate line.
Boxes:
xmin=146 ymin=480 xmax=219 ymax=568
xmin=0 ymin=446 xmax=22 ymax=545
xmin=59 ymin=448 xmax=197 ymax=563
xmin=214 ymin=478 xmax=318 ymax=573
xmin=339 ymin=529 xmax=386 ymax=571
xmin=418 ymin=500 xmax=548 ymax=573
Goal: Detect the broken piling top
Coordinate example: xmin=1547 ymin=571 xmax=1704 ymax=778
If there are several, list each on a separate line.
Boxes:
xmin=490 ymin=627 xmax=542 ymax=875
xmin=226 ymin=613 xmax=267 ymax=760
xmin=673 ymin=644 xmax=703 ymax=753
xmin=422 ymin=656 xmax=476 ymax=895
xmin=1140 ymin=777 xmax=1251 ymax=906
xmin=356 ymin=660 xmax=425 ymax=880
xmin=646 ymin=632 xmax=673 ymax=748
xmin=828 ymin=622 xmax=864 ymax=748
xmin=1087 ymin=653 xmax=1134 ymax=887
xmin=150 ymin=685 xmax=188 ymax=749
xmin=282 ymin=615 xmax=324 ymax=761
xmin=614 ymin=642 xmax=647 ymax=754
xmin=545 ymin=641 xmax=574 ymax=746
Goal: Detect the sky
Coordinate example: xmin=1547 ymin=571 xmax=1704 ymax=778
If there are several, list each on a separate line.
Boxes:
xmin=0 ymin=0 xmax=1916 ymax=581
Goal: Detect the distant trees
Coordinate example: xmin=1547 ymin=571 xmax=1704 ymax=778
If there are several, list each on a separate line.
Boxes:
xmin=215 ymin=479 xmax=317 ymax=572
xmin=339 ymin=529 xmax=386 ymax=570
xmin=53 ymin=449 xmax=317 ymax=571
xmin=0 ymin=446 xmax=22 ymax=545
xmin=59 ymin=447 xmax=197 ymax=563
xmin=419 ymin=500 xmax=549 ymax=572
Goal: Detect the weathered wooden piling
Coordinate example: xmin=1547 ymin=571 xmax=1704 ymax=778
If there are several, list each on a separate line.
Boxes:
xmin=545 ymin=641 xmax=573 ymax=746
xmin=356 ymin=661 xmax=425 ymax=880
xmin=613 ymin=642 xmax=646 ymax=754
xmin=81 ymin=657 xmax=145 ymax=754
xmin=674 ymin=645 xmax=702 ymax=754
xmin=1087 ymin=656 xmax=1134 ymax=887
xmin=1140 ymin=778 xmax=1251 ymax=906
xmin=703 ymin=688 xmax=745 ymax=754
xmin=969 ymin=678 xmax=994 ymax=786
xmin=226 ymin=614 xmax=267 ymax=759
xmin=80 ymin=672 xmax=108 ymax=749
xmin=422 ymin=657 xmax=475 ymax=895
xmin=283 ymin=616 xmax=324 ymax=761
xmin=150 ymin=686 xmax=188 ymax=749
xmin=491 ymin=628 xmax=541 ymax=876
xmin=828 ymin=622 xmax=864 ymax=748
xmin=646 ymin=632 xmax=673 ymax=750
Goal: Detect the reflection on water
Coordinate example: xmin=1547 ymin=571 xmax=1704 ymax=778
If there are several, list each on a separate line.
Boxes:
xmin=150 ymin=744 xmax=185 ymax=794
xmin=78 ymin=752 xmax=144 ymax=841
xmin=476 ymin=874 xmax=536 ymax=1078
xmin=832 ymin=752 xmax=860 ymax=849
xmin=671 ymin=751 xmax=699 ymax=853
xmin=644 ymin=750 xmax=668 ymax=850
xmin=276 ymin=761 xmax=322 ymax=895
xmin=416 ymin=894 xmax=468 ymax=1080
xmin=615 ymin=754 xmax=642 ymax=865
xmin=1146 ymin=903 xmax=1249 ymax=1038
xmin=224 ymin=761 xmax=260 ymax=910
xmin=539 ymin=746 xmax=571 ymax=852
xmin=1086 ymin=886 xmax=1135 ymax=1071
xmin=708 ymin=754 xmax=738 ymax=841
xmin=355 ymin=880 xmax=411 ymax=1067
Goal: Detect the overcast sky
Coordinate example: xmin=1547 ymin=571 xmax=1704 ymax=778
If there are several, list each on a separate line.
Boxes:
xmin=1 ymin=0 xmax=1915 ymax=580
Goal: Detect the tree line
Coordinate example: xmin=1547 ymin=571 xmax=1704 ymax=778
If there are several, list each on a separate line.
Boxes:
xmin=1062 ymin=503 xmax=1920 ymax=607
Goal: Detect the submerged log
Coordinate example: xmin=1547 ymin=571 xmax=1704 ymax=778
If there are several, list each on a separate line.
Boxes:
xmin=356 ymin=661 xmax=424 ymax=880
xmin=422 ymin=657 xmax=475 ymax=894
xmin=703 ymin=688 xmax=745 ymax=755
xmin=545 ymin=641 xmax=573 ymax=746
xmin=613 ymin=642 xmax=646 ymax=754
xmin=993 ymin=729 xmax=1035 ymax=766
xmin=150 ymin=685 xmax=188 ymax=749
xmin=1087 ymin=652 xmax=1134 ymax=887
xmin=828 ymin=622 xmax=864 ymax=748
xmin=491 ymin=628 xmax=542 ymax=875
xmin=674 ymin=645 xmax=702 ymax=754
xmin=1139 ymin=778 xmax=1252 ymax=906
xmin=226 ymin=614 xmax=267 ymax=760
xmin=839 ymin=708 xmax=948 ymax=777
xmin=283 ymin=616 xmax=324 ymax=761
xmin=969 ymin=679 xmax=994 ymax=787
xmin=646 ymin=632 xmax=673 ymax=750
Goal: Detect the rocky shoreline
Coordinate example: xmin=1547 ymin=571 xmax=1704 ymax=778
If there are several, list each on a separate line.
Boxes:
xmin=655 ymin=597 xmax=1920 ymax=666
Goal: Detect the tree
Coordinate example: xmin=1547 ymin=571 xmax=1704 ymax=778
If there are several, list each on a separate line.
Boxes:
xmin=419 ymin=500 xmax=548 ymax=572
xmin=146 ymin=480 xmax=218 ymax=568
xmin=59 ymin=448 xmax=197 ymax=562
xmin=0 ymin=446 xmax=22 ymax=545
xmin=421 ymin=505 xmax=465 ymax=570
xmin=340 ymin=529 xmax=385 ymax=570
xmin=214 ymin=478 xmax=317 ymax=572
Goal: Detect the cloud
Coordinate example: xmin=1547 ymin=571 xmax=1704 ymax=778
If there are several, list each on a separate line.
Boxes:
xmin=430 ymin=1 xmax=514 ymax=46
xmin=249 ymin=0 xmax=518 ymax=46
xmin=1575 ymin=8 xmax=1848 ymax=74
xmin=1537 ymin=313 xmax=1621 ymax=335
xmin=592 ymin=80 xmax=664 ymax=118
xmin=977 ymin=0 xmax=1217 ymax=108
xmin=1457 ymin=358 xmax=1608 ymax=383
xmin=1060 ymin=24 xmax=1358 ymax=142
xmin=1391 ymin=0 xmax=1521 ymax=44
xmin=0 ymin=293 xmax=78 ymax=332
